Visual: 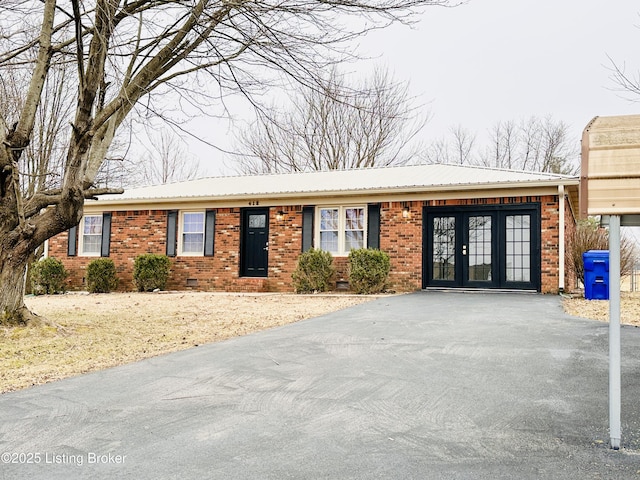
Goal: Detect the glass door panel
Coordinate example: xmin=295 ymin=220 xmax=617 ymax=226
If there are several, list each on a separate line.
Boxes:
xmin=505 ymin=214 xmax=531 ymax=283
xmin=432 ymin=216 xmax=456 ymax=281
xmin=467 ymin=215 xmax=492 ymax=283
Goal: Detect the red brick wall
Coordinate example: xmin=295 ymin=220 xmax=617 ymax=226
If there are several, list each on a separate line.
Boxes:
xmin=540 ymin=196 xmax=560 ymax=294
xmin=380 ymin=201 xmax=423 ymax=291
xmin=48 ymin=196 xmax=568 ymax=294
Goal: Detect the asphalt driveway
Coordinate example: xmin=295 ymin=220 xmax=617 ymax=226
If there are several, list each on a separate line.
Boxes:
xmin=1 ymin=291 xmax=640 ymax=479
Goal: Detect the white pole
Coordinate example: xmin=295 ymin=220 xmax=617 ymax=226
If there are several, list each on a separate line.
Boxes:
xmin=609 ymin=215 xmax=622 ymax=450
xmin=558 ymin=185 xmax=565 ymax=291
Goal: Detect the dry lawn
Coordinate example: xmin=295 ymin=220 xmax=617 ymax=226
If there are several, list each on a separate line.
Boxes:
xmin=3 ymin=291 xmax=638 ymax=395
xmin=563 ymin=292 xmax=640 ymax=326
xmin=1 ymin=292 xmax=373 ymax=394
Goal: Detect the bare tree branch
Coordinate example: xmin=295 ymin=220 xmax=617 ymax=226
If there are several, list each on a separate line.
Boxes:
xmin=234 ymin=66 xmax=429 ymax=173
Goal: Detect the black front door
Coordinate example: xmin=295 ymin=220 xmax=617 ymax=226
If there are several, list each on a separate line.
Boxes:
xmin=241 ymin=208 xmax=269 ymax=277
xmin=424 ymin=205 xmax=540 ymax=291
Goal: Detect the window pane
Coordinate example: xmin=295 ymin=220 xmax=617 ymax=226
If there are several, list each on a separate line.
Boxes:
xmin=320 ymin=231 xmax=338 ymax=252
xmin=344 ymin=208 xmax=364 ymax=252
xmin=320 ymin=209 xmax=339 ymax=230
xmin=345 ymin=231 xmax=364 ymax=251
xmin=183 ymin=212 xmax=204 ymax=233
xmin=182 ymin=212 xmax=204 ymax=254
xmin=248 ymin=214 xmax=266 ymax=229
xmin=83 ymin=235 xmax=102 ymax=254
xmin=345 ymin=208 xmax=364 ymax=230
xmin=82 ymin=215 xmax=102 ymax=254
xmin=83 ymin=215 xmax=102 ymax=235
xmin=183 ymin=233 xmax=204 ymax=253
xmin=319 ymin=208 xmax=339 ymax=253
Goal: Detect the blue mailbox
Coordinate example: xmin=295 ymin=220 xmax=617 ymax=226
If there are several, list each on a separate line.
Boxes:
xmin=583 ymin=250 xmax=609 ymax=300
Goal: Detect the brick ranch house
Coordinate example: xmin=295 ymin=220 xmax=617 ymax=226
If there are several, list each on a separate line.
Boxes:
xmin=46 ymin=164 xmax=580 ymax=294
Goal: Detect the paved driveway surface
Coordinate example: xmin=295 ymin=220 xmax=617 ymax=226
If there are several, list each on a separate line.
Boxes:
xmin=1 ymin=291 xmax=640 ymax=479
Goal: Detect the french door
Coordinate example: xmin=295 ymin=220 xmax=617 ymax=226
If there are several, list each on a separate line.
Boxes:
xmin=424 ymin=205 xmax=540 ymax=291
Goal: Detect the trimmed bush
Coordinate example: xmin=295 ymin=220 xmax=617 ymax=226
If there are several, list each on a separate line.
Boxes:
xmin=292 ymin=248 xmax=335 ymax=293
xmin=348 ymin=248 xmax=390 ymax=294
xmin=30 ymin=257 xmax=68 ymax=295
xmin=133 ymin=254 xmax=171 ymax=292
xmin=86 ymin=258 xmax=118 ymax=293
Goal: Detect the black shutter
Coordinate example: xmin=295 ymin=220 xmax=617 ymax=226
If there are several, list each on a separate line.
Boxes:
xmin=302 ymin=206 xmax=315 ymax=252
xmin=204 ymin=210 xmax=216 ymax=257
xmin=367 ymin=203 xmax=381 ymax=250
xmin=166 ymin=210 xmax=178 ymax=257
xmin=100 ymin=212 xmax=112 ymax=257
xmin=67 ymin=225 xmax=78 ymax=257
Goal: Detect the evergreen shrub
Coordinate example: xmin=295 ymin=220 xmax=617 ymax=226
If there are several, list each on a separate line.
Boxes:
xmin=86 ymin=258 xmax=118 ymax=293
xmin=133 ymin=254 xmax=171 ymax=292
xmin=31 ymin=257 xmax=68 ymax=295
xmin=348 ymin=248 xmax=390 ymax=294
xmin=292 ymin=248 xmax=335 ymax=293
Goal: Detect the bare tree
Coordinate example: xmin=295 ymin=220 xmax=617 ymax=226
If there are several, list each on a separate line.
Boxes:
xmin=0 ymin=0 xmax=453 ymax=324
xmin=423 ymin=115 xmax=578 ymax=174
xmin=101 ymin=129 xmax=203 ymax=187
xmin=449 ymin=124 xmax=476 ymax=165
xmin=234 ymin=67 xmax=429 ymax=173
xmin=481 ymin=120 xmax=517 ymax=170
xmin=421 ymin=124 xmax=476 ymax=165
xmin=608 ymin=53 xmax=640 ymax=101
xmin=137 ymin=130 xmax=202 ymax=186
xmin=1 ymin=59 xmax=75 ymax=293
xmin=506 ymin=116 xmax=578 ymax=174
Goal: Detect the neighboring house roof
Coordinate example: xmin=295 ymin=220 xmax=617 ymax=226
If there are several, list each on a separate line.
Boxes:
xmin=95 ymin=164 xmax=579 ymax=207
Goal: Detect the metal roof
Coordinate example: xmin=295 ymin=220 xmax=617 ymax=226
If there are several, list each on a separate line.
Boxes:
xmin=97 ymin=163 xmax=578 ymax=205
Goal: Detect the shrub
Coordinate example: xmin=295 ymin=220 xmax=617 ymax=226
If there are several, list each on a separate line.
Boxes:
xmin=292 ymin=248 xmax=335 ymax=293
xmin=348 ymin=248 xmax=390 ymax=294
xmin=133 ymin=254 xmax=171 ymax=292
xmin=86 ymin=258 xmax=118 ymax=293
xmin=30 ymin=257 xmax=68 ymax=295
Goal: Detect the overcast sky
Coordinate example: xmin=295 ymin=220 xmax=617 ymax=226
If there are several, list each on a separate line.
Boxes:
xmin=191 ymin=0 xmax=640 ymax=175
xmin=357 ymin=0 xmax=639 ymax=144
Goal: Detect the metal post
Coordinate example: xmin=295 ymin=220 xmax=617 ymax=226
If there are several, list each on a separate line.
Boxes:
xmin=609 ymin=215 xmax=621 ymax=450
xmin=558 ymin=185 xmax=565 ymax=291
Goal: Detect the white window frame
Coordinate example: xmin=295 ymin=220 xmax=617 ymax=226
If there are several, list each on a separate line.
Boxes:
xmin=78 ymin=214 xmax=103 ymax=257
xmin=178 ymin=211 xmax=206 ymax=256
xmin=315 ymin=205 xmax=367 ymax=256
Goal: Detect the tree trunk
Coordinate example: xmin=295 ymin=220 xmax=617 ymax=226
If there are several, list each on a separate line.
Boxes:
xmin=0 ymin=247 xmax=39 ymax=325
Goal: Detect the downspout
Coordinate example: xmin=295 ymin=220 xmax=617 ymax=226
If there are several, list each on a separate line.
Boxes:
xmin=558 ymin=184 xmax=565 ymax=293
